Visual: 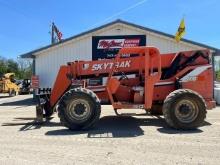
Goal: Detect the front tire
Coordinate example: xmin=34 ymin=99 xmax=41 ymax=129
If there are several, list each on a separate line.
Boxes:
xmin=43 ymin=101 xmax=54 ymax=118
xmin=58 ymin=88 xmax=101 ymax=130
xmin=163 ymin=89 xmax=206 ymax=130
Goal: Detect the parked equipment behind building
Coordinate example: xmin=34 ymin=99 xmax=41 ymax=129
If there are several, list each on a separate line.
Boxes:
xmin=0 ymin=73 xmax=20 ymax=96
xmin=18 ymin=79 xmax=32 ymax=94
xmin=36 ymin=46 xmax=216 ymax=130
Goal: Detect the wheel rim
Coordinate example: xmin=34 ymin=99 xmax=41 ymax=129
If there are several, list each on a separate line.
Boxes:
xmin=174 ymin=99 xmax=199 ymax=123
xmin=67 ymin=99 xmax=91 ymax=123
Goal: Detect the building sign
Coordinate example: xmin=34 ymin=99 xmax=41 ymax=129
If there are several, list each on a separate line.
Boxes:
xmin=31 ymin=75 xmax=39 ymax=89
xmin=92 ymin=35 xmax=146 ymax=60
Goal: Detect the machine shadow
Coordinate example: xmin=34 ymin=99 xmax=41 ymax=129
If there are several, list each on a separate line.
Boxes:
xmin=0 ymin=96 xmax=10 ymax=99
xmin=2 ymin=115 xmax=208 ymax=136
xmin=0 ymin=97 xmax=35 ymax=106
xmin=45 ymin=115 xmax=205 ymax=138
xmin=1 ymin=117 xmax=61 ymax=131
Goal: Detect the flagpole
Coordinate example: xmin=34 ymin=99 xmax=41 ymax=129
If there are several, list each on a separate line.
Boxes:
xmin=51 ymin=22 xmax=55 ymax=44
xmin=182 ymin=14 xmax=185 ymax=19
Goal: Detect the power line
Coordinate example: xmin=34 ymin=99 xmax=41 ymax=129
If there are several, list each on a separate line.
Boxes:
xmin=88 ymin=0 xmax=148 ymax=29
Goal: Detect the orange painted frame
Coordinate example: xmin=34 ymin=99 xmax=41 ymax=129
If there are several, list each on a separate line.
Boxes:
xmin=105 ymin=47 xmax=161 ymax=110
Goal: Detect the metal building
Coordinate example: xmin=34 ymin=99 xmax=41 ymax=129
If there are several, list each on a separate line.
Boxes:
xmin=20 ymin=19 xmax=219 ymax=88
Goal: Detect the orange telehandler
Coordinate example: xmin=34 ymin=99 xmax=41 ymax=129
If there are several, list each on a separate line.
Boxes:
xmin=36 ymin=46 xmax=216 ymax=130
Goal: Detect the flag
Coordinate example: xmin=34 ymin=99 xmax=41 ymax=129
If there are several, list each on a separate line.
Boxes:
xmin=175 ymin=18 xmax=186 ymax=42
xmin=53 ymin=23 xmax=63 ymax=41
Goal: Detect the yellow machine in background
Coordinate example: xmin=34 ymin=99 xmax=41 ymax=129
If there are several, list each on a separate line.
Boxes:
xmin=0 ymin=73 xmax=20 ymax=96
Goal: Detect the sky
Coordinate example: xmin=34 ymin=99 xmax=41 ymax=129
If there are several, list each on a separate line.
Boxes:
xmin=0 ymin=0 xmax=219 ymax=59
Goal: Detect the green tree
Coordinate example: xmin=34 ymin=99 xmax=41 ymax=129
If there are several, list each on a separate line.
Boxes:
xmin=0 ymin=57 xmax=7 ymax=77
xmin=6 ymin=59 xmax=19 ymax=73
xmin=216 ymin=70 xmax=220 ymax=81
xmin=0 ymin=56 xmax=32 ymax=80
xmin=17 ymin=58 xmax=33 ymax=79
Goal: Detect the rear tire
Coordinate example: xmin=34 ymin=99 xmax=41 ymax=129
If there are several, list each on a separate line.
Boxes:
xmin=58 ymin=88 xmax=101 ymax=130
xmin=163 ymin=89 xmax=206 ymax=130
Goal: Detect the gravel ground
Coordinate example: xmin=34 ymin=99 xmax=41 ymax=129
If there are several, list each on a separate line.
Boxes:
xmin=0 ymin=94 xmax=220 ymax=165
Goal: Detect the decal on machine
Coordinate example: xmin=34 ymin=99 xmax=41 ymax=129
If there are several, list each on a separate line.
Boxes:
xmin=92 ymin=60 xmax=131 ymax=71
xmin=180 ymin=65 xmax=211 ymax=82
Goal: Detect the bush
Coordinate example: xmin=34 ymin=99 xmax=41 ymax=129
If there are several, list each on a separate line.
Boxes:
xmin=216 ymin=70 xmax=220 ymax=81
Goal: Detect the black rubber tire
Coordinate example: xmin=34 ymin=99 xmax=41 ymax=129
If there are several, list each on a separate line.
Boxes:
xmin=58 ymin=88 xmax=101 ymax=131
xmin=43 ymin=101 xmax=54 ymax=118
xmin=163 ymin=89 xmax=207 ymax=130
